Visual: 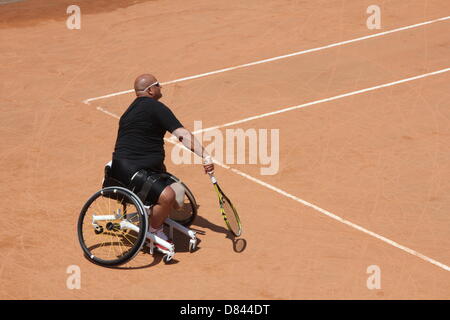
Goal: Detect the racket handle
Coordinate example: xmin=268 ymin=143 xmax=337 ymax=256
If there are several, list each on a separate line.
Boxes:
xmin=208 ymin=172 xmax=217 ymax=184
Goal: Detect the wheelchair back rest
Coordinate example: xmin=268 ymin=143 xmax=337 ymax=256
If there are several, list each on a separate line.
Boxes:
xmin=102 ymin=161 xmax=126 ymax=189
xmin=101 ymin=161 xmax=151 ymax=204
xmin=101 ymin=161 xmax=134 ymax=205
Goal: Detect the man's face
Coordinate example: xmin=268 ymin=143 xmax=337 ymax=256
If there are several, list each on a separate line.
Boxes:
xmin=152 ymin=84 xmax=162 ymax=100
xmin=149 ymin=81 xmax=162 ymax=100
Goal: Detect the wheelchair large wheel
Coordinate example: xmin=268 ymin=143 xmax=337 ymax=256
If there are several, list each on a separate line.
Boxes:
xmin=78 ymin=187 xmax=148 ymax=267
xmin=167 ymin=173 xmax=198 ymax=227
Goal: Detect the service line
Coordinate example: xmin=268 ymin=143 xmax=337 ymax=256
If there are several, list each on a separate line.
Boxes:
xmin=190 ymin=67 xmax=450 ymax=135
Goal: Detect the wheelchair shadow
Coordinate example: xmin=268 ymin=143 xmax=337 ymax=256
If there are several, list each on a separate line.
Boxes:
xmin=104 ymin=254 xmax=166 ymax=270
xmin=106 ymin=227 xmax=200 ymax=270
xmin=87 ymin=212 xmax=247 ymax=270
xmin=108 ymin=247 xmax=181 ymax=270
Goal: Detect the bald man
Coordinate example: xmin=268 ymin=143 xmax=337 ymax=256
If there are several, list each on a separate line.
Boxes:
xmin=111 ymin=74 xmax=214 ymax=251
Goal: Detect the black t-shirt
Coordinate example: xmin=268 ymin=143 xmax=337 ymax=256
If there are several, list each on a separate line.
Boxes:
xmin=112 ymin=97 xmax=183 ymax=167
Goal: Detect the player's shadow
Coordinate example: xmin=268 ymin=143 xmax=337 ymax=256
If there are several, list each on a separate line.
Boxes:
xmin=192 ymin=215 xmax=230 ymax=238
xmin=84 ymin=209 xmax=246 ymax=270
xmin=108 ymin=245 xmax=183 ymax=270
xmin=89 ymin=228 xmax=196 ymax=270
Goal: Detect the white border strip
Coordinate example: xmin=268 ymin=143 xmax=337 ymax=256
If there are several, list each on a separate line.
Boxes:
xmin=83 ymin=15 xmax=450 ymax=104
xmin=96 ymin=106 xmax=119 ymax=119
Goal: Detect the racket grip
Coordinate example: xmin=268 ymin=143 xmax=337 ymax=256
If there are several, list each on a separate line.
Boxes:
xmin=208 ymin=172 xmax=217 ymax=184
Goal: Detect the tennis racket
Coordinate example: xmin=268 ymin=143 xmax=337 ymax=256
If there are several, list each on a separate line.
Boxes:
xmin=208 ymin=172 xmax=242 ymax=237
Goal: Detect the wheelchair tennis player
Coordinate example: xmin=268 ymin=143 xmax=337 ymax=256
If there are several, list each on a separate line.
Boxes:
xmin=109 ymin=73 xmax=214 ymax=251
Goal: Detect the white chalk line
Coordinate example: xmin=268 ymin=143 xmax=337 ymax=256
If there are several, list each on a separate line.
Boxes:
xmin=160 ymin=67 xmax=450 ymax=144
xmin=96 ymin=106 xmax=119 ymax=119
xmin=97 ymin=67 xmax=450 ymax=132
xmin=83 ymin=15 xmax=450 ymax=104
xmin=163 ymin=139 xmax=450 ymax=272
xmin=190 ymin=67 xmax=450 ymax=135
xmin=228 ymin=168 xmax=450 ymax=272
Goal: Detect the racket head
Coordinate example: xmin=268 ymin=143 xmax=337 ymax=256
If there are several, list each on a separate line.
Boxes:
xmin=215 ymin=184 xmax=242 ymax=237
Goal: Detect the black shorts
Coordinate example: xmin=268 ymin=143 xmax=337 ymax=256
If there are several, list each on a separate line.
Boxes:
xmin=110 ymin=157 xmax=172 ymax=205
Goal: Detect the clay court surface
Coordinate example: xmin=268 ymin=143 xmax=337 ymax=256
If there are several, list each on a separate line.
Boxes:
xmin=1 ymin=0 xmax=449 ymax=299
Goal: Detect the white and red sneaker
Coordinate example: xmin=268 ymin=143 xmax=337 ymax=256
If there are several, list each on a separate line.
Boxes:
xmin=149 ymin=226 xmax=173 ymax=252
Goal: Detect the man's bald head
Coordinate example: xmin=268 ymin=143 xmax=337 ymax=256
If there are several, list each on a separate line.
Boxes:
xmin=134 ymin=73 xmax=162 ymax=100
xmin=134 ymin=74 xmax=157 ymax=92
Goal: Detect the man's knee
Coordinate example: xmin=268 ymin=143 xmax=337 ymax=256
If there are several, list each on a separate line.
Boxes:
xmin=158 ymin=186 xmax=176 ymax=205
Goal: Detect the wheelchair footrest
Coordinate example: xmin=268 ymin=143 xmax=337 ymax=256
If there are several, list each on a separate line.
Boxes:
xmin=145 ymin=233 xmax=175 ymax=263
xmin=145 ymin=218 xmax=198 ymax=260
xmin=164 ymin=218 xmax=198 ymax=252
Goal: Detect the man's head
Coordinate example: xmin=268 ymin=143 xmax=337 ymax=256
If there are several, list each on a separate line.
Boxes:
xmin=134 ymin=74 xmax=162 ymax=100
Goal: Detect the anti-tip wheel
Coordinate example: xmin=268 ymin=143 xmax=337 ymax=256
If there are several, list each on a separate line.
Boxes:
xmin=189 ymin=240 xmax=197 ymax=252
xmin=94 ymin=226 xmax=104 ymax=234
xmin=163 ymin=254 xmax=173 ymax=264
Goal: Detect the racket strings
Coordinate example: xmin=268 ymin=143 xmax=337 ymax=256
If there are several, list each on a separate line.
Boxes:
xmin=222 ymin=197 xmax=240 ymax=236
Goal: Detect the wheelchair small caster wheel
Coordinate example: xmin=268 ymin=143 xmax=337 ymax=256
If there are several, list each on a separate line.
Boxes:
xmin=94 ymin=226 xmax=103 ymax=234
xmin=163 ymin=254 xmax=173 ymax=264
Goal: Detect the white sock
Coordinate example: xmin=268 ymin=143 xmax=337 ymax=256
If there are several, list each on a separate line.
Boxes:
xmin=149 ymin=225 xmax=162 ymax=233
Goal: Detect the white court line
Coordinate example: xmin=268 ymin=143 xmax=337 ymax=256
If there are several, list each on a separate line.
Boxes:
xmin=97 ymin=106 xmax=119 ymax=119
xmin=97 ymin=67 xmax=450 ymax=145
xmin=83 ymin=15 xmax=450 ymax=104
xmin=190 ymin=67 xmax=450 ymax=135
xmin=164 ymin=140 xmax=450 ymax=272
xmin=228 ymin=166 xmax=450 ymax=272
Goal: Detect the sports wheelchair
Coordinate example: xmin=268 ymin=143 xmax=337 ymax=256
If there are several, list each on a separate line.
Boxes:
xmin=77 ymin=162 xmax=199 ymax=267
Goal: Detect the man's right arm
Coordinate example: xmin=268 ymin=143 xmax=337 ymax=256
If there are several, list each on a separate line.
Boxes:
xmin=172 ymin=127 xmax=214 ymax=174
xmin=152 ymin=101 xmax=214 ymax=173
